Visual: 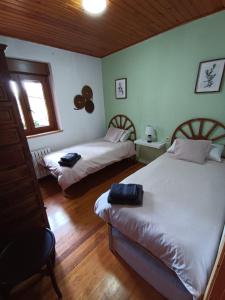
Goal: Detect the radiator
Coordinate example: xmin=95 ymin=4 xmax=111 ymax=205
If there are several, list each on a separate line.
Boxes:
xmin=31 ymin=147 xmax=51 ymax=179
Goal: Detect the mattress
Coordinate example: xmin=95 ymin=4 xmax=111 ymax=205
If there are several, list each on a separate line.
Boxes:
xmin=110 ymin=226 xmax=192 ymax=300
xmin=43 ymin=138 xmax=136 ymax=190
xmin=94 ymin=153 xmax=225 ymax=299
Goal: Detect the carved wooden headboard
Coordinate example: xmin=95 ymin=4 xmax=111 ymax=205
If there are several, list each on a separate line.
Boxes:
xmin=108 ymin=114 xmax=136 ymax=141
xmin=171 ymin=118 xmax=225 ymax=144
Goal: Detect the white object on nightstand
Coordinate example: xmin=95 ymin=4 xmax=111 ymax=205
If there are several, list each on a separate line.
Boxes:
xmin=134 ymin=139 xmax=166 ymax=149
xmin=145 ymin=126 xmax=154 ymax=143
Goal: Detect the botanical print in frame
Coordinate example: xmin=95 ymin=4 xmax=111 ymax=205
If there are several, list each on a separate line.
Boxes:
xmin=195 ymin=58 xmax=225 ymax=93
xmin=115 ymin=78 xmax=127 ymax=99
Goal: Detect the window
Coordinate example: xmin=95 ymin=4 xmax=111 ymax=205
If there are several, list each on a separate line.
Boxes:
xmin=7 ymin=58 xmax=58 ymax=136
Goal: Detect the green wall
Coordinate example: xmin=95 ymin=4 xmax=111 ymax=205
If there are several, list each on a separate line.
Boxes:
xmin=102 ymin=11 xmax=225 ymax=142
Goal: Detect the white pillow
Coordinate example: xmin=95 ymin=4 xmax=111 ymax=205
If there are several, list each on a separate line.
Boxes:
xmin=120 ymin=129 xmax=131 ymax=142
xmin=168 ymin=139 xmax=224 ymax=162
xmin=167 ymin=140 xmax=176 ymax=153
xmin=208 ymin=144 xmax=224 ymax=162
xmin=104 ymin=127 xmax=125 ymax=143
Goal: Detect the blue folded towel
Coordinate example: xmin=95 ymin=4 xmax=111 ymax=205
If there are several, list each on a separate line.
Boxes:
xmin=58 ymin=154 xmax=81 ymax=167
xmin=61 ymin=153 xmax=80 ymax=162
xmin=108 ymin=183 xmax=143 ymax=205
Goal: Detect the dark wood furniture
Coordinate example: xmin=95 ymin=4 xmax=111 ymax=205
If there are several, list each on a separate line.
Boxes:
xmin=0 ymin=228 xmax=62 ymax=299
xmin=108 ymin=114 xmax=136 ymax=141
xmin=0 ymin=44 xmax=49 ymax=248
xmin=171 ymin=118 xmax=225 ymax=144
xmin=0 ymin=1 xmax=224 ymax=57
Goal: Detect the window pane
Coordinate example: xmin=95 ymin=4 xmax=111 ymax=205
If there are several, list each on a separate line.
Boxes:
xmin=23 ymin=81 xmax=50 ymax=128
xmin=10 ymin=81 xmax=27 ymax=129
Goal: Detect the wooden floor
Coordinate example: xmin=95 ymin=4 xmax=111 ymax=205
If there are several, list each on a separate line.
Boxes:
xmin=11 ymin=160 xmax=164 ymax=300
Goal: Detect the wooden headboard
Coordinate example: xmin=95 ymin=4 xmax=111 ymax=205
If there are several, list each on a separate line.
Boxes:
xmin=171 ymin=118 xmax=225 ymax=144
xmin=108 ymin=114 xmax=136 ymax=141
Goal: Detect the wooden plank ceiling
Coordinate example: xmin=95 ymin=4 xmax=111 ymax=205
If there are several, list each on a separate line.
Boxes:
xmin=0 ymin=0 xmax=225 ymax=58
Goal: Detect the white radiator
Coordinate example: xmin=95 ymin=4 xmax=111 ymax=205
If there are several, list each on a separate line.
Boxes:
xmin=31 ymin=147 xmax=51 ymax=179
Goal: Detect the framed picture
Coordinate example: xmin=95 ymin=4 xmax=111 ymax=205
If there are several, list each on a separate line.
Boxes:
xmin=195 ymin=58 xmax=225 ymax=93
xmin=115 ymin=78 xmax=127 ymax=99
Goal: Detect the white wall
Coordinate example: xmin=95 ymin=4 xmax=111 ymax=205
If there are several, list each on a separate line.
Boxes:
xmin=0 ymin=36 xmax=105 ymax=151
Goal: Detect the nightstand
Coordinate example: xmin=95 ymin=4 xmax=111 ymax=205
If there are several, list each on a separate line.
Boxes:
xmin=134 ymin=139 xmax=166 ymax=164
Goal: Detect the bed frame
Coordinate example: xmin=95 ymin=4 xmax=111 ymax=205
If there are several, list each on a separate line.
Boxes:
xmin=108 ymin=117 xmax=225 ymax=300
xmin=63 ymin=114 xmax=136 ymax=195
xmin=171 ymin=118 xmax=225 ymax=144
xmin=108 ymin=114 xmax=136 ymax=141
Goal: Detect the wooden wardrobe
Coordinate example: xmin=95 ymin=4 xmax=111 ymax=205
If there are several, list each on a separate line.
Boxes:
xmin=0 ymin=44 xmax=49 ymax=249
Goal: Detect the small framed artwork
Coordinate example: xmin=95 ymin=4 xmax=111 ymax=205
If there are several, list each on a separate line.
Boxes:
xmin=195 ymin=58 xmax=225 ymax=93
xmin=115 ymin=78 xmax=127 ymax=99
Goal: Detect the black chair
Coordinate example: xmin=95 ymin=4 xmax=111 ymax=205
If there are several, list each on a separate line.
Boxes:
xmin=0 ymin=228 xmax=62 ymax=299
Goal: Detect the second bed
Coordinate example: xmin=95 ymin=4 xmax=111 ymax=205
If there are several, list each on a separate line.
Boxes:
xmin=43 ymin=115 xmax=136 ymax=190
xmin=95 ymin=118 xmax=225 ymax=300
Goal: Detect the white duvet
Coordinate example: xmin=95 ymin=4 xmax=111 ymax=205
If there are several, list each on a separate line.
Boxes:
xmin=94 ymin=153 xmax=225 ymax=299
xmin=43 ymin=138 xmax=135 ymax=190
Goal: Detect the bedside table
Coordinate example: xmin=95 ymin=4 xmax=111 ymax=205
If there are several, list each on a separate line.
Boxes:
xmin=134 ymin=139 xmax=166 ymax=164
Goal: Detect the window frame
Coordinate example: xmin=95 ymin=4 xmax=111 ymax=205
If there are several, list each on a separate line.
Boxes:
xmin=7 ymin=58 xmax=58 ymax=136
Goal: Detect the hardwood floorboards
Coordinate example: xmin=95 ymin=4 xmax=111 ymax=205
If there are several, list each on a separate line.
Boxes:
xmin=11 ymin=160 xmax=165 ymax=300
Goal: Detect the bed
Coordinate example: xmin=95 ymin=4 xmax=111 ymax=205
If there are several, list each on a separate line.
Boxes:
xmin=43 ymin=115 xmax=136 ymax=190
xmin=94 ymin=118 xmax=225 ymax=300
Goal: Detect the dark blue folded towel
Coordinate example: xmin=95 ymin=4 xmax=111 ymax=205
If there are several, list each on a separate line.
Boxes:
xmin=108 ymin=183 xmax=143 ymax=205
xmin=61 ymin=153 xmax=79 ymax=162
xmin=58 ymin=154 xmax=81 ymax=168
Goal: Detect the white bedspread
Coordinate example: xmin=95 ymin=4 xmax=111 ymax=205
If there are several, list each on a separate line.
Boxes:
xmin=94 ymin=153 xmax=225 ymax=299
xmin=43 ymin=138 xmax=135 ymax=190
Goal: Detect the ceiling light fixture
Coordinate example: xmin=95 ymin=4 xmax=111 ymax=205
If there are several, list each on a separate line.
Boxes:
xmin=82 ymin=0 xmax=107 ymax=15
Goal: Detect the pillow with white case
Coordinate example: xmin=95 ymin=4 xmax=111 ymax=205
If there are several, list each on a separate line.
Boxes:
xmin=167 ymin=140 xmax=176 ymax=153
xmin=120 ymin=129 xmax=131 ymax=142
xmin=208 ymin=143 xmax=224 ymax=162
xmin=104 ymin=126 xmax=125 ymax=143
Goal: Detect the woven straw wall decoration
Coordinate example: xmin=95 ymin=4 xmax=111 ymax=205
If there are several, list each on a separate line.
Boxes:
xmin=74 ymin=85 xmax=94 ymax=113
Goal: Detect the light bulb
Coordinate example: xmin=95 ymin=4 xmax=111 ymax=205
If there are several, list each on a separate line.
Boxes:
xmin=82 ymin=0 xmax=107 ymax=15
